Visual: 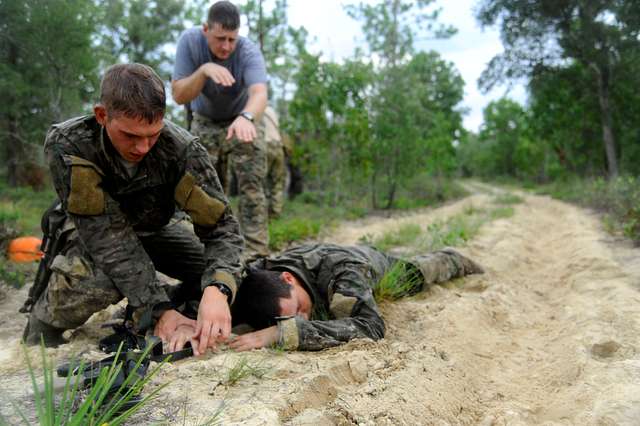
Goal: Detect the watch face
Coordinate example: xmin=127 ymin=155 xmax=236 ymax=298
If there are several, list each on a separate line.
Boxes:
xmin=241 ymin=112 xmax=254 ymax=122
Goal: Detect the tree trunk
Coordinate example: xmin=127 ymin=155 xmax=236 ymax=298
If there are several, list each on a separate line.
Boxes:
xmin=370 ymin=167 xmax=379 ymax=209
xmin=592 ymin=63 xmax=618 ymax=178
xmin=5 ymin=40 xmax=23 ymax=187
xmin=258 ymin=0 xmax=264 ymax=53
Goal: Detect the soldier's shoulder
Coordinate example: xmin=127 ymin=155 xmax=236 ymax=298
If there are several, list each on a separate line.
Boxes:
xmin=161 ymin=119 xmax=208 ymax=157
xmin=237 ymin=36 xmax=263 ymax=58
xmin=161 ymin=120 xmax=198 ymax=145
xmin=46 ymin=115 xmax=98 ymax=147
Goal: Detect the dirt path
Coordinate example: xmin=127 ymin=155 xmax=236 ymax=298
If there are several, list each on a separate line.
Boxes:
xmin=1 ymin=184 xmax=639 ymax=425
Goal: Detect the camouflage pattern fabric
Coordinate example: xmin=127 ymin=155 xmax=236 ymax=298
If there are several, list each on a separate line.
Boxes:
xmin=31 ymin=115 xmax=244 ymax=330
xmin=265 ymin=137 xmax=286 ymax=218
xmin=32 ymin=219 xmax=206 ymax=329
xmin=262 ymin=106 xmax=286 ymax=218
xmin=248 ymin=244 xmax=483 ymax=351
xmin=191 ymin=113 xmax=269 ymax=258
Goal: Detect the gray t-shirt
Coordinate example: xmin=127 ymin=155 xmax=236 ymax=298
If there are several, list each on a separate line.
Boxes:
xmin=172 ymin=27 xmax=268 ymax=122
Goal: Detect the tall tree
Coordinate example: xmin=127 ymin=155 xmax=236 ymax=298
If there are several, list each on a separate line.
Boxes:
xmin=288 ymin=51 xmax=374 ymax=203
xmin=346 ymin=0 xmax=455 ymax=67
xmin=98 ymin=0 xmax=198 ymax=77
xmin=476 ymin=0 xmax=640 ymax=178
xmin=0 ymin=0 xmax=99 ymax=187
xmin=240 ymin=0 xmax=307 ymax=112
xmin=346 ymin=0 xmax=458 ymax=208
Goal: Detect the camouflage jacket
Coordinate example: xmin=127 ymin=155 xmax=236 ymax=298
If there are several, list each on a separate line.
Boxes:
xmin=44 ymin=115 xmax=244 ymax=309
xmin=249 ymin=244 xmax=398 ymax=351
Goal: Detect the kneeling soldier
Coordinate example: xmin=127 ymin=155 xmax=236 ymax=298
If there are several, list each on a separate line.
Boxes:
xmin=22 ymin=63 xmax=244 ymax=357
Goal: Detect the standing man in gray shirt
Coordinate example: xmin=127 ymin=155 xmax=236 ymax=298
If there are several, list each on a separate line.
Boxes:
xmin=172 ymin=1 xmax=269 ymax=259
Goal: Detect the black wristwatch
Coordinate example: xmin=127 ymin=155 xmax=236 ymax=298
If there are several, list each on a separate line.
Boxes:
xmin=208 ymin=282 xmax=232 ymax=303
xmin=239 ymin=111 xmax=254 ymax=123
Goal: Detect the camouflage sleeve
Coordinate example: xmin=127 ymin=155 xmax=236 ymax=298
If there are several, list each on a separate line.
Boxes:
xmin=45 ymin=137 xmax=169 ymax=309
xmin=277 ymin=265 xmax=385 ymax=351
xmin=177 ymin=139 xmax=244 ymax=300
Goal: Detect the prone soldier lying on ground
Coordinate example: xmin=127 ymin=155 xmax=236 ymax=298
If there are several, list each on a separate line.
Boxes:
xmin=21 ymin=63 xmax=244 ymax=356
xmin=166 ymin=243 xmax=483 ymax=352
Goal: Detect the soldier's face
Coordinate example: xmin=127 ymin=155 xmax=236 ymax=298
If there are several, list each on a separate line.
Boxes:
xmin=95 ymin=105 xmax=163 ymax=163
xmin=279 ymin=272 xmax=312 ymax=319
xmin=203 ymin=22 xmax=238 ymax=60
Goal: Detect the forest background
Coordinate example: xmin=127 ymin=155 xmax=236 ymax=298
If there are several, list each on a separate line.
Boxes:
xmin=1 ymin=0 xmax=640 ymax=254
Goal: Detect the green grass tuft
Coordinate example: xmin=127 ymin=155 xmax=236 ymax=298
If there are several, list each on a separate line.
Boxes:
xmin=374 ymin=261 xmax=422 ymax=302
xmin=3 ymin=342 xmax=169 ymax=426
xmin=224 ymin=357 xmax=270 ymax=387
xmin=365 ymin=223 xmax=422 ymax=252
xmin=489 ymin=206 xmax=515 ymax=220
xmin=492 ymin=193 xmax=523 ymax=205
xmin=0 ymin=257 xmax=35 ymax=288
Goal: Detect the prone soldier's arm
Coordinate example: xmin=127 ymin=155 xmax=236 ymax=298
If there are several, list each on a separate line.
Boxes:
xmin=177 ymin=138 xmax=244 ymax=303
xmin=276 ymin=266 xmax=386 ymax=351
xmin=45 ymin=136 xmax=170 ymax=312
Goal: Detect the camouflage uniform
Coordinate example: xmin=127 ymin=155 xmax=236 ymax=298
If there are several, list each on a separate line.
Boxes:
xmin=31 ymin=115 xmax=244 ymax=331
xmin=191 ymin=113 xmax=268 ymax=258
xmin=262 ymin=106 xmax=286 ymax=218
xmin=247 ymin=244 xmax=483 ymax=351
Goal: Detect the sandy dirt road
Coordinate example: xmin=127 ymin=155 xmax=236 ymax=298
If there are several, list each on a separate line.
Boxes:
xmin=1 ymin=184 xmax=639 ymax=425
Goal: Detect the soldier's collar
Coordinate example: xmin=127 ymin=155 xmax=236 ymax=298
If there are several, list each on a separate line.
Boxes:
xmin=99 ymin=125 xmax=145 ymax=180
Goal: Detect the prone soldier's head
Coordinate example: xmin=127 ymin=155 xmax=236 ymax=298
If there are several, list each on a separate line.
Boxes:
xmin=94 ymin=63 xmax=166 ymax=163
xmin=232 ymin=269 xmax=312 ymax=330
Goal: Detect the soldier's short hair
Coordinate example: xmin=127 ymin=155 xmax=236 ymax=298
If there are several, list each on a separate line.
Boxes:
xmin=207 ymin=1 xmax=240 ymax=30
xmin=232 ymin=269 xmax=292 ymax=330
xmin=100 ymin=63 xmax=165 ymax=124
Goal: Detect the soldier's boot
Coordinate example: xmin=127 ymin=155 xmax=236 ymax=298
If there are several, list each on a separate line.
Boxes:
xmin=411 ymin=248 xmax=484 ymax=287
xmin=441 ymin=247 xmax=484 ymax=275
xmin=23 ymin=316 xmax=66 ymax=347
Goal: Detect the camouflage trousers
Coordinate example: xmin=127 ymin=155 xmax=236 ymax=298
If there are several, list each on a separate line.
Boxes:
xmin=265 ymin=138 xmax=286 ymax=218
xmin=408 ymin=248 xmax=484 ymax=290
xmin=375 ymin=247 xmax=484 ymax=297
xmin=191 ymin=113 xmax=269 ymax=258
xmin=32 ymin=219 xmax=206 ymax=330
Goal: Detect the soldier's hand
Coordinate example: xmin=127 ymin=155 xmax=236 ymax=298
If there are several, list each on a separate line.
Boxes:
xmin=226 ymin=116 xmax=256 ymax=142
xmin=201 ymin=63 xmax=235 ymax=86
xmin=194 ymin=286 xmax=232 ymax=356
xmin=168 ymin=324 xmax=198 ymax=353
xmin=154 ymin=309 xmax=196 ymax=343
xmin=228 ymin=326 xmax=278 ymax=351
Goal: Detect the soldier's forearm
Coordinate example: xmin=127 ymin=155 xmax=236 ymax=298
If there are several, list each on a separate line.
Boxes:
xmin=242 ymin=83 xmax=268 ymax=120
xmin=171 ymin=68 xmax=208 ymax=105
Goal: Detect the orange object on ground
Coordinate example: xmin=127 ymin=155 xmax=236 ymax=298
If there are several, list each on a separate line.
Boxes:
xmin=7 ymin=236 xmax=44 ymax=262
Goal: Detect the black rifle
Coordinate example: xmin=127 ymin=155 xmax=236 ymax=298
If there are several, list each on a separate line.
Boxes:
xmin=20 ymin=200 xmax=70 ymax=313
xmin=185 ymin=104 xmax=193 ymax=132
xmin=56 ymin=332 xmax=192 ymax=411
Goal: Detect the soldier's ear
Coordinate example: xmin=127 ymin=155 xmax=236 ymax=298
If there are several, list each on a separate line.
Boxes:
xmin=94 ymin=105 xmax=108 ymax=126
xmin=281 ymin=272 xmax=296 ymax=287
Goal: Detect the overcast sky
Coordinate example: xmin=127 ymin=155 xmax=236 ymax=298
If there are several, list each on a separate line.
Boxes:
xmin=284 ymin=0 xmax=527 ymax=132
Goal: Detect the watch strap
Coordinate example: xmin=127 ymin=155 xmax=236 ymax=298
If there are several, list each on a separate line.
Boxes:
xmin=239 ymin=111 xmax=254 ymax=122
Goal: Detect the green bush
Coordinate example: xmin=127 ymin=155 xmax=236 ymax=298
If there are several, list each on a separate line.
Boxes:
xmin=269 ymin=217 xmax=322 ymax=251
xmin=0 ymin=182 xmax=55 ymax=236
xmin=539 ymin=175 xmax=640 ymax=242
